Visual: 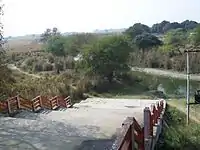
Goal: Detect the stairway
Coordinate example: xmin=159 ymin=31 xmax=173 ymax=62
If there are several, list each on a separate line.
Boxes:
xmin=0 ymin=98 xmax=160 ymax=150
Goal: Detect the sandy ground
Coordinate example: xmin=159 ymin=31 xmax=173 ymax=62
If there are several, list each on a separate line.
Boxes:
xmin=0 ymin=98 xmax=160 ymax=150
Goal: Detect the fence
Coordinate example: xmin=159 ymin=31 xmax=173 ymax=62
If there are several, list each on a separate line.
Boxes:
xmin=112 ymin=100 xmax=165 ymax=150
xmin=0 ymin=95 xmax=72 ymax=115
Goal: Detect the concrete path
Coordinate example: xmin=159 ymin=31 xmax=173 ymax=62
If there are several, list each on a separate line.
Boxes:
xmin=0 ymin=98 xmax=159 ymax=150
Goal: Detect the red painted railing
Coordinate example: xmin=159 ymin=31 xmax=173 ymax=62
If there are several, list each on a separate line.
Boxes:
xmin=112 ymin=99 xmax=165 ymax=150
xmin=0 ymin=94 xmax=72 ymax=115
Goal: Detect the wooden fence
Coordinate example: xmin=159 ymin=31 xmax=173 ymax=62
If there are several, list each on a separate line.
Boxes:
xmin=0 ymin=95 xmax=72 ymax=115
xmin=112 ymin=100 xmax=165 ymax=150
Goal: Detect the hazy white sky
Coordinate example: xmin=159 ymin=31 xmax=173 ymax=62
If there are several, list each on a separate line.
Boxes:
xmin=2 ymin=0 xmax=200 ymax=37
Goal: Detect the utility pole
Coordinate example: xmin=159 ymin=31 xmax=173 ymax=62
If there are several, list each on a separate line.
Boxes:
xmin=184 ymin=48 xmax=200 ymax=125
xmin=186 ymin=51 xmax=190 ymax=125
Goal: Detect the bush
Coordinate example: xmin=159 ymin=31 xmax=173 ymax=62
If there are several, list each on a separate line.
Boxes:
xmin=24 ymin=57 xmax=36 ymax=66
xmin=54 ymin=61 xmax=64 ymax=71
xmin=43 ymin=62 xmax=53 ymax=71
xmin=157 ymin=106 xmax=200 ymax=150
xmin=47 ymin=54 xmax=54 ymax=63
xmin=32 ymin=61 xmax=44 ymax=72
xmin=65 ymin=56 xmax=75 ymax=69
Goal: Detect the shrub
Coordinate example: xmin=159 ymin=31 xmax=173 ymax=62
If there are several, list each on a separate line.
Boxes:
xmin=65 ymin=56 xmax=75 ymax=69
xmin=24 ymin=57 xmax=36 ymax=66
xmin=32 ymin=61 xmax=44 ymax=72
xmin=47 ymin=54 xmax=54 ymax=63
xmin=43 ymin=62 xmax=53 ymax=71
xmin=54 ymin=61 xmax=64 ymax=72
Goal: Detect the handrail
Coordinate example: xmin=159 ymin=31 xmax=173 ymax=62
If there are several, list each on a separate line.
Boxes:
xmin=112 ymin=117 xmax=133 ymax=150
xmin=1 ymin=95 xmax=71 ymax=114
xmin=113 ymin=99 xmax=165 ymax=150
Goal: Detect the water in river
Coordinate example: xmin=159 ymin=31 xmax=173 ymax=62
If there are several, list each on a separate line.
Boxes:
xmin=132 ymin=71 xmax=200 ymax=98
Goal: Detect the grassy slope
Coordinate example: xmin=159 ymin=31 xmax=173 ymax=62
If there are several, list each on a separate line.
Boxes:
xmin=168 ymin=99 xmax=200 ymax=123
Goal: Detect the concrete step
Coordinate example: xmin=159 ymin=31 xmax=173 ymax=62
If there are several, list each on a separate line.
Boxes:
xmin=0 ymin=116 xmax=114 ymax=150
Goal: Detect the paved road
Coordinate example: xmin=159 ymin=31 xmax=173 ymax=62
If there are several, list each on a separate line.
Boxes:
xmin=131 ymin=67 xmax=200 ymax=81
xmin=0 ymin=98 xmax=159 ymax=150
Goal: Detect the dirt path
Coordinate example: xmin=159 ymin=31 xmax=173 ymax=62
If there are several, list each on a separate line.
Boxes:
xmin=132 ymin=67 xmax=200 ymax=81
xmin=7 ymin=64 xmax=41 ymax=78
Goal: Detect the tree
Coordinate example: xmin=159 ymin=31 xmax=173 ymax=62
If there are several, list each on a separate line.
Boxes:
xmin=134 ymin=33 xmax=162 ymax=54
xmin=45 ymin=35 xmax=66 ymax=56
xmin=164 ymin=28 xmax=188 ymax=46
xmin=191 ymin=26 xmax=200 ymax=45
xmin=40 ymin=27 xmax=61 ymax=43
xmin=151 ymin=20 xmax=170 ymax=33
xmin=82 ymin=35 xmax=132 ymax=83
xmin=0 ymin=3 xmax=15 ymax=98
xmin=65 ymin=33 xmax=98 ymax=57
xmin=125 ymin=23 xmax=151 ymax=39
xmin=180 ymin=20 xmax=198 ymax=30
xmin=45 ymin=35 xmax=66 ymax=74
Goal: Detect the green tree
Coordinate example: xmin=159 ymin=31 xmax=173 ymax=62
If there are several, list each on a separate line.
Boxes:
xmin=164 ymin=29 xmax=188 ymax=46
xmin=45 ymin=35 xmax=66 ymax=56
xmin=125 ymin=23 xmax=151 ymax=39
xmin=40 ymin=27 xmax=61 ymax=43
xmin=82 ymin=35 xmax=132 ymax=83
xmin=134 ymin=33 xmax=162 ymax=54
xmin=0 ymin=4 xmax=15 ymax=98
xmin=64 ymin=33 xmax=98 ymax=56
xmin=192 ymin=26 xmax=200 ymax=45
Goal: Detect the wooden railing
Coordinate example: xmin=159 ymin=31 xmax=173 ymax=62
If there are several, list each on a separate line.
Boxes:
xmin=31 ymin=96 xmax=42 ymax=112
xmin=112 ymin=100 xmax=165 ymax=150
xmin=57 ymin=96 xmax=72 ymax=108
xmin=0 ymin=94 xmax=72 ymax=115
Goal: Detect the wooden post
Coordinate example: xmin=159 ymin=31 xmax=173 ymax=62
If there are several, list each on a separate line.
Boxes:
xmin=16 ymin=95 xmax=20 ymax=109
xmin=144 ymin=107 xmax=151 ymax=139
xmin=39 ymin=96 xmax=42 ymax=108
xmin=56 ymin=97 xmax=59 ymax=107
xmin=7 ymin=100 xmax=11 ymax=114
xmin=131 ymin=118 xmax=135 ymax=150
xmin=32 ymin=100 xmax=35 ymax=112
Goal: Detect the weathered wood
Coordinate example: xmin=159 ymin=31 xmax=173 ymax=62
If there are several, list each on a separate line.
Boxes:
xmin=112 ymin=117 xmax=133 ymax=150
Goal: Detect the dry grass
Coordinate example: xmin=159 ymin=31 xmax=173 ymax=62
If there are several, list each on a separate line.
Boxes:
xmin=5 ymin=39 xmax=43 ymax=54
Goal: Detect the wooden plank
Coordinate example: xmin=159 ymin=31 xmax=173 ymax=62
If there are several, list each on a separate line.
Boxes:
xmin=112 ymin=117 xmax=133 ymax=150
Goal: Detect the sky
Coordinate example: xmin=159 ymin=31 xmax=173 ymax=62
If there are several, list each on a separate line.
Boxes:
xmin=2 ymin=0 xmax=200 ymax=37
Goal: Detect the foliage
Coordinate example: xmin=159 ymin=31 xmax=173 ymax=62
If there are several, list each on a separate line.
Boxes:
xmin=164 ymin=28 xmax=188 ymax=46
xmin=40 ymin=27 xmax=60 ymax=43
xmin=134 ymin=33 xmax=162 ymax=51
xmin=192 ymin=25 xmax=200 ymax=45
xmin=82 ymin=35 xmax=133 ymax=82
xmin=64 ymin=33 xmax=99 ymax=57
xmin=151 ymin=20 xmax=198 ymax=34
xmin=125 ymin=23 xmax=151 ymax=39
xmin=151 ymin=20 xmax=170 ymax=33
xmin=158 ymin=106 xmax=200 ymax=150
xmin=45 ymin=35 xmax=66 ymax=56
xmin=0 ymin=3 xmax=16 ymax=98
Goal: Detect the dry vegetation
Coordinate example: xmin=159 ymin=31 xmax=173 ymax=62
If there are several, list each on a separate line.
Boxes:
xmin=5 ymin=39 xmax=43 ymax=54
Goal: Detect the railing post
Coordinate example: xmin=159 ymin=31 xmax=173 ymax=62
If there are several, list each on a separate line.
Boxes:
xmin=39 ymin=96 xmax=42 ymax=107
xmin=56 ymin=97 xmax=59 ymax=107
xmin=7 ymin=100 xmax=11 ymax=114
xmin=16 ymin=95 xmax=20 ymax=109
xmin=131 ymin=118 xmax=135 ymax=150
xmin=144 ymin=107 xmax=151 ymax=150
xmin=32 ymin=100 xmax=35 ymax=112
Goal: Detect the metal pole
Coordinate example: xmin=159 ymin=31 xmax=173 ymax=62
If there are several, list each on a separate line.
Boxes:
xmin=186 ymin=52 xmax=190 ymax=125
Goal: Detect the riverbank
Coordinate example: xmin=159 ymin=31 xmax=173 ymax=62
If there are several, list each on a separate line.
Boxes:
xmin=157 ymin=104 xmax=200 ymax=150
